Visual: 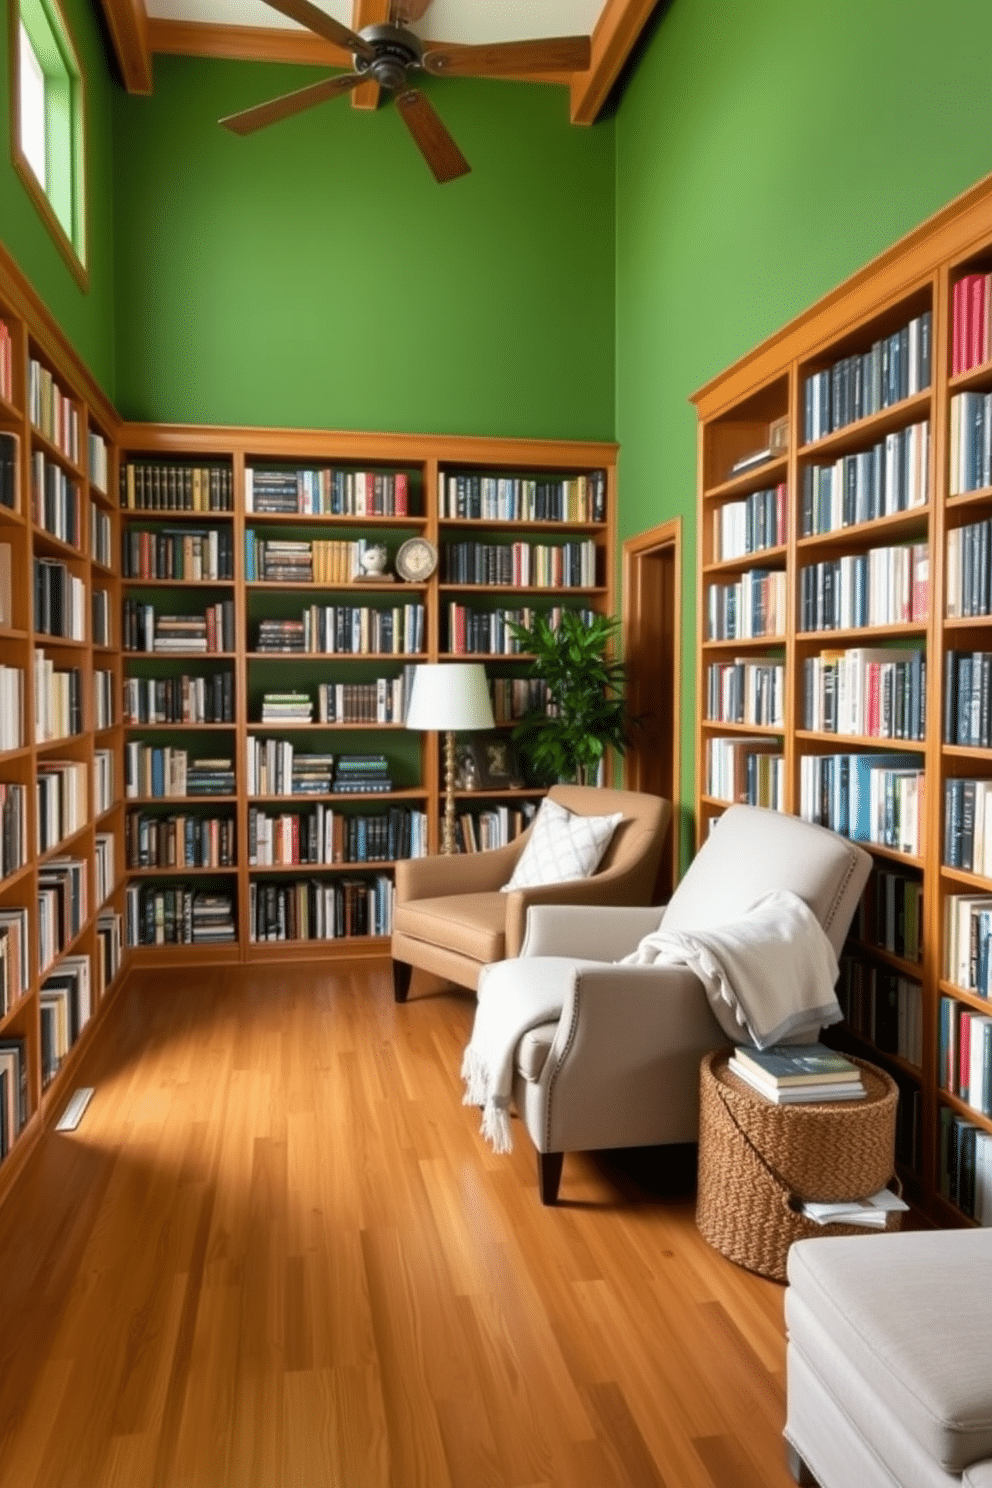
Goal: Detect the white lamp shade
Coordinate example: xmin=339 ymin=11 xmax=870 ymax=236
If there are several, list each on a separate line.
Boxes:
xmin=405 ymin=663 xmax=495 ymax=732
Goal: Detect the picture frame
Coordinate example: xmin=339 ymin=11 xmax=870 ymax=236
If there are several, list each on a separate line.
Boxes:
xmin=469 ymin=731 xmax=525 ymax=790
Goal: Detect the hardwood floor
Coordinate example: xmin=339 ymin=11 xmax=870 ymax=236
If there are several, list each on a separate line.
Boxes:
xmin=0 ymin=963 xmax=798 ymax=1488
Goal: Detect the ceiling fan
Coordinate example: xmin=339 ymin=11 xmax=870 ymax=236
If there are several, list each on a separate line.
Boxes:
xmin=218 ymin=0 xmax=592 ymax=183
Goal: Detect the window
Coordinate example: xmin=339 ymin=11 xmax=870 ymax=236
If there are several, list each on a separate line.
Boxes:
xmin=10 ymin=0 xmax=87 ymax=287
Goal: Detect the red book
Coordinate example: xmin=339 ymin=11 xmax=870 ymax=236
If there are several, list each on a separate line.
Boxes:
xmin=394 ymin=471 xmax=408 ymax=516
xmin=971 ymin=275 xmax=986 ymax=371
xmin=960 ymin=1009 xmax=973 ymax=1101
xmin=867 ymin=664 xmax=880 ymax=737
xmin=953 ymin=276 xmax=964 ymax=375
xmin=776 ymin=482 xmax=787 ymax=545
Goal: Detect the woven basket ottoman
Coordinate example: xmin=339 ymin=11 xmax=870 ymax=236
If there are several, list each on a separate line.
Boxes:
xmin=695 ymin=1049 xmax=900 ymax=1283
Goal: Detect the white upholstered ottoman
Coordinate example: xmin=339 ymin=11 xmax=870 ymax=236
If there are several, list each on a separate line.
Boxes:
xmin=785 ymin=1228 xmax=992 ymax=1488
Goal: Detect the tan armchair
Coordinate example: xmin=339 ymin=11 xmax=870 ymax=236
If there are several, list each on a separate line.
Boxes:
xmin=390 ymin=784 xmax=672 ymax=1003
xmin=486 ymin=805 xmax=873 ymax=1203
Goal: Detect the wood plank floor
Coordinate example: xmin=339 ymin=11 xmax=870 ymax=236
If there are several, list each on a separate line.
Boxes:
xmin=0 ymin=962 xmax=799 ymax=1488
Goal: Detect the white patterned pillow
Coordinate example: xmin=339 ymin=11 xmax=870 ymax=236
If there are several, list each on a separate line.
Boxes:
xmin=501 ymin=798 xmax=623 ymax=892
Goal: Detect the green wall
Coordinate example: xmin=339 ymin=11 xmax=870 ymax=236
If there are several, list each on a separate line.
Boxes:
xmin=111 ymin=56 xmax=615 ymax=440
xmin=615 ymin=0 xmax=992 ymax=861
xmin=0 ymin=0 xmax=116 ymax=392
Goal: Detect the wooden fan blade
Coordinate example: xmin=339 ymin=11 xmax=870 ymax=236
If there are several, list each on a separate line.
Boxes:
xmin=423 ymin=34 xmax=591 ymax=78
xmin=261 ymin=0 xmax=375 ymax=59
xmin=220 ymin=72 xmax=365 ymax=136
xmin=395 ymin=89 xmax=470 ymax=184
xmin=390 ymin=0 xmax=433 ymax=21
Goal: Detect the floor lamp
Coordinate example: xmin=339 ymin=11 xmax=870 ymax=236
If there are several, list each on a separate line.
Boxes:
xmin=405 ymin=663 xmax=495 ymax=854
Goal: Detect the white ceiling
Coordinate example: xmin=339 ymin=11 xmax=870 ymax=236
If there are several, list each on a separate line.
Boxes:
xmin=145 ymin=1 xmax=609 ymax=46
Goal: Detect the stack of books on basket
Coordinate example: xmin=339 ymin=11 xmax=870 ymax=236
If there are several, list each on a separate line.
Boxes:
xmin=729 ymin=1043 xmax=865 ymax=1103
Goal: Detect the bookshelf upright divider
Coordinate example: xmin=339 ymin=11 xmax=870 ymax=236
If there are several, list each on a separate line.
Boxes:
xmin=692 ymin=170 xmax=992 ymax=1228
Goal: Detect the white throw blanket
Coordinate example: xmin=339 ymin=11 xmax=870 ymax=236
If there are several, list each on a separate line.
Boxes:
xmin=462 ymin=890 xmax=840 ymax=1152
xmin=619 ymin=889 xmax=841 ymax=1048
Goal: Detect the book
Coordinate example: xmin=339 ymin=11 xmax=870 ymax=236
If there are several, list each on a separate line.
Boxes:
xmin=730 ymin=1042 xmax=861 ymax=1087
xmin=728 ymin=1062 xmax=866 ymax=1103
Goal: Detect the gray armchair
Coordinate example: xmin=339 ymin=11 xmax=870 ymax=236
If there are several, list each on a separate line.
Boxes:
xmin=487 ymin=805 xmax=873 ymax=1203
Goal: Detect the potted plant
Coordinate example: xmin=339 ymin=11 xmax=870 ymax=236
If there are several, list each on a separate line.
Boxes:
xmin=508 ymin=609 xmax=630 ymax=786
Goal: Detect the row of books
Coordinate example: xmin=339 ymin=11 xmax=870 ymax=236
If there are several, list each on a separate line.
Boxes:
xmin=332 ymin=754 xmax=393 ymax=794
xmin=0 ymin=322 xmax=11 ymax=404
xmin=712 ymin=485 xmax=787 ymax=563
xmin=248 ymin=875 xmax=394 ymax=942
xmin=456 ymin=802 xmax=538 ymax=854
xmin=945 ymin=652 xmax=992 ymax=748
xmin=36 ymin=760 xmax=87 ymax=854
xmin=0 ymin=1036 xmax=27 ymax=1161
xmin=706 ymin=658 xmax=784 ymax=728
xmin=0 ymin=784 xmax=27 ymax=881
xmin=34 ymin=656 xmax=82 ymax=742
xmin=799 ymin=421 xmax=930 ymax=535
xmin=0 ymin=909 xmax=29 ymax=1017
xmin=939 ymin=1108 xmax=992 ymax=1225
xmin=949 ymin=392 xmax=992 ymax=495
xmin=939 ymin=996 xmax=992 ymax=1117
xmin=246 ymin=740 xmax=334 ymax=797
xmin=94 ymin=832 xmax=115 ymax=907
xmin=92 ymin=589 xmax=111 ymax=648
xmin=438 ymin=470 xmax=605 ymax=524
xmin=800 ymin=648 xmax=926 ymax=741
xmin=125 ymin=812 xmax=236 ymax=870
xmin=799 ymin=753 xmax=925 ymax=856
xmin=35 ymin=557 xmax=86 ymax=640
xmin=254 ymin=602 xmax=426 ymax=656
xmin=88 ymin=431 xmax=108 ymax=495
xmin=120 ymin=461 xmax=234 ymax=512
xmin=247 ymin=804 xmax=428 ymax=866
xmin=123 ymin=672 xmax=234 ymax=725
xmin=95 ymin=909 xmax=122 ymax=994
xmin=0 ymin=666 xmax=23 ymax=752
xmin=91 ymin=507 xmax=111 ymax=569
xmin=446 ymin=603 xmax=595 ymax=657
xmin=122 ymin=526 xmax=235 ymax=582
xmin=125 ymin=885 xmax=237 ymax=945
xmin=944 ymin=779 xmax=992 ymax=876
xmin=29 ymin=359 xmax=79 ymax=466
xmin=93 ymin=669 xmax=114 ymax=731
xmin=798 ymin=544 xmax=930 ymax=632
xmin=946 ymin=519 xmax=992 ymax=617
xmin=244 ymin=535 xmax=381 ymax=585
xmin=952 ymin=272 xmax=992 ymax=376
xmin=441 ymin=539 xmax=597 ymax=589
xmin=802 ymin=311 xmax=931 ymax=443
xmin=124 ymin=745 xmax=235 ymax=799
xmin=705 ymin=568 xmax=786 ymax=641
xmin=490 ymin=677 xmax=551 ymax=725
xmin=855 ymin=867 xmax=923 ymax=963
xmin=40 ymin=955 xmax=91 ymax=1088
xmin=31 ymin=454 xmax=81 ymax=547
xmin=314 ymin=676 xmax=413 ymax=726
xmin=94 ymin=749 xmax=114 ymax=816
xmin=0 ymin=433 xmax=16 ymax=512
xmin=728 ymin=1043 xmax=866 ymax=1104
xmin=122 ymin=600 xmax=235 ymax=653
xmin=705 ymin=737 xmax=783 ymax=809
xmin=38 ymin=857 xmax=87 ymax=975
xmin=836 ymin=960 xmax=923 ymax=1067
xmin=245 ymin=466 xmax=411 ymax=517
xmin=945 ymin=893 xmax=992 ymax=995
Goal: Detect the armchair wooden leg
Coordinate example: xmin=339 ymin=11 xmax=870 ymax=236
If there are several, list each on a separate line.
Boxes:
xmin=538 ymin=1151 xmax=564 ymax=1205
xmin=785 ymin=1443 xmax=819 ymax=1486
xmin=392 ymin=960 xmax=412 ymax=1004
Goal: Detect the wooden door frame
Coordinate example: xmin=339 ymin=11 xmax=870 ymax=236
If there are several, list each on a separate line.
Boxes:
xmin=622 ymin=517 xmax=682 ymax=892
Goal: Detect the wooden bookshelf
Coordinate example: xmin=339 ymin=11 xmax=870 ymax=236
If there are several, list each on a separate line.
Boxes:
xmin=0 ymin=248 xmax=126 ymax=1205
xmin=691 ymin=169 xmax=992 ymax=1229
xmin=117 ymin=424 xmax=617 ymax=963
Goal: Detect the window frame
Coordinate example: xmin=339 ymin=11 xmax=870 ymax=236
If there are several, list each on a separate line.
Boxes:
xmin=8 ymin=0 xmax=88 ymax=291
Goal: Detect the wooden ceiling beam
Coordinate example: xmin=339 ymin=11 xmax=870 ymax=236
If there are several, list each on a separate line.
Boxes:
xmin=570 ymin=0 xmax=660 ymax=125
xmin=146 ymin=19 xmax=350 ymax=68
xmin=97 ymin=0 xmax=153 ymax=94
